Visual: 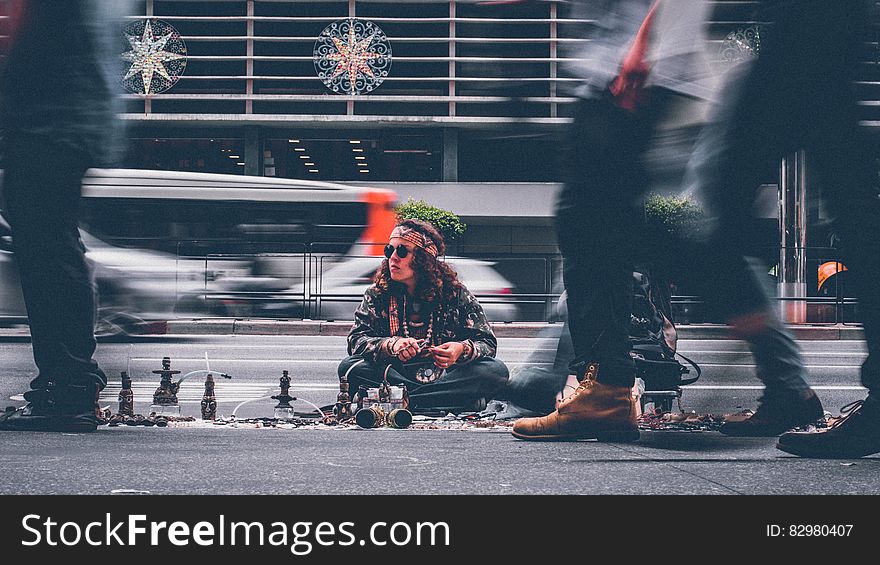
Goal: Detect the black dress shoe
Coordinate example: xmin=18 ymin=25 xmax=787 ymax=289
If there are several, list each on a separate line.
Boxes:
xmin=720 ymin=389 xmax=824 ymax=437
xmin=777 ymin=397 xmax=880 ymax=458
xmin=0 ymin=402 xmax=53 ymax=431
xmin=0 ymin=385 xmax=98 ymax=433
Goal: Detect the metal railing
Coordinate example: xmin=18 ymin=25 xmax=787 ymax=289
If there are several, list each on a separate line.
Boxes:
xmin=106 ymin=240 xmax=859 ymax=325
xmin=0 ymin=235 xmax=862 ymax=327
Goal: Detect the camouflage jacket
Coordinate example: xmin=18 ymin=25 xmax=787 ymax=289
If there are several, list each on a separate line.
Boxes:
xmin=348 ymin=285 xmax=497 ymax=364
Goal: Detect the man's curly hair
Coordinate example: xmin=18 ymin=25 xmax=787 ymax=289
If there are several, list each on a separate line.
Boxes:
xmin=373 ymin=218 xmax=463 ymax=303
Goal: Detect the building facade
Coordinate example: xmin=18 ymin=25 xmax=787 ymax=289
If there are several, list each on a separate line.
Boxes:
xmin=3 ymin=0 xmax=879 ymax=321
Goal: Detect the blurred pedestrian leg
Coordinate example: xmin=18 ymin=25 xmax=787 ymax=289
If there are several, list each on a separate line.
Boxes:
xmin=515 ymin=0 xmax=666 ymax=441
xmin=686 ymin=0 xmax=880 ymax=456
xmin=0 ymin=0 xmax=130 ymax=432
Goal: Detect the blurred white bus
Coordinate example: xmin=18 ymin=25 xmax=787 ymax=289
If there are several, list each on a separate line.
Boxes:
xmin=0 ymin=168 xmax=398 ymax=332
xmin=76 ymin=168 xmax=397 ymax=256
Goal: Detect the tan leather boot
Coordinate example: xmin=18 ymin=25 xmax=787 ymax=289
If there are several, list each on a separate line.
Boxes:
xmin=511 ymin=363 xmax=639 ymax=442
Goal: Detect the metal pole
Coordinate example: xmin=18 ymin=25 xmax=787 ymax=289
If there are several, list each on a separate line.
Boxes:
xmin=145 ymin=0 xmax=153 ymax=116
xmin=246 ymin=0 xmax=253 ymax=115
xmin=347 ymin=0 xmax=356 ymax=115
xmin=778 ymin=151 xmax=807 ymax=323
xmin=550 ymin=1 xmax=558 ymax=118
xmin=449 ymin=0 xmax=456 ymax=118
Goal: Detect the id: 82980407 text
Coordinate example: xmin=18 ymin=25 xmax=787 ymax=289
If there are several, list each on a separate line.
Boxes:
xmin=766 ymin=524 xmax=853 ymax=537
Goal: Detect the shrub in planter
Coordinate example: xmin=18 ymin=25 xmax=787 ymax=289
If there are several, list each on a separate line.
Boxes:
xmin=643 ymin=193 xmax=704 ymax=240
xmin=394 ymin=198 xmax=467 ymax=244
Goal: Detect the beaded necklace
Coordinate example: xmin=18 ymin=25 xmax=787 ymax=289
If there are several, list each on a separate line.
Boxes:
xmin=401 ymin=295 xmax=433 ymax=344
xmin=401 ymin=295 xmax=443 ymax=384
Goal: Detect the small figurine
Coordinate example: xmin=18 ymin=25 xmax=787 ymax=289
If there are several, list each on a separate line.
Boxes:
xmin=354 ymin=385 xmax=368 ymax=412
xmin=118 ymin=371 xmax=134 ymax=417
xmin=336 ymin=373 xmax=352 ymax=420
xmin=378 ymin=376 xmax=391 ymax=403
xmin=201 ymin=373 xmax=217 ymax=421
xmin=401 ymin=385 xmax=410 ymax=411
xmin=271 ymin=370 xmax=295 ymax=419
xmin=152 ymin=357 xmax=181 ymax=406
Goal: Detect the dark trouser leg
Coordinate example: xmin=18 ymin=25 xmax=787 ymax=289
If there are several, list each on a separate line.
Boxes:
xmin=683 ymin=238 xmax=811 ymax=395
xmin=772 ymin=4 xmax=880 ymax=459
xmin=494 ymin=320 xmax=573 ymax=414
xmin=806 ymin=90 xmax=880 ymax=396
xmin=2 ymin=135 xmax=106 ymax=393
xmin=406 ymin=358 xmax=509 ymax=412
xmin=816 ymin=145 xmax=880 ymax=396
xmin=680 ymin=9 xmax=824 ymax=396
xmin=555 ymin=98 xmax=648 ymax=388
xmin=338 ymin=355 xmax=509 ymax=413
xmin=756 ymin=1 xmax=877 ymax=399
xmin=338 ymin=355 xmax=389 ymax=395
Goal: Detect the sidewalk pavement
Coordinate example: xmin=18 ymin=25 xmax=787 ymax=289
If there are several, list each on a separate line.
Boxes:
xmin=0 ymin=319 xmax=868 ymax=339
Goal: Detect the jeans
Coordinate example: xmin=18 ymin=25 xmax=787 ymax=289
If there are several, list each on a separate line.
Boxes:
xmin=2 ymin=134 xmax=107 ymax=392
xmin=557 ymin=86 xmax=810 ymax=394
xmin=555 ymin=95 xmax=648 ymax=387
xmin=338 ymin=355 xmax=509 ymax=413
xmin=689 ymin=1 xmax=880 ymax=394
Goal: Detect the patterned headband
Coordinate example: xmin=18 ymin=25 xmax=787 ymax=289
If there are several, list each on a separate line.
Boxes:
xmin=390 ymin=226 xmax=439 ymax=258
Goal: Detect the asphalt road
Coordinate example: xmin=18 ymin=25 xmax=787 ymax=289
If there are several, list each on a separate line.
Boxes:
xmin=0 ymin=335 xmax=877 ymax=495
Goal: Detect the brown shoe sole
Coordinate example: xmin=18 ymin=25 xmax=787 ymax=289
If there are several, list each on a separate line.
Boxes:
xmin=511 ymin=428 xmax=639 ymax=443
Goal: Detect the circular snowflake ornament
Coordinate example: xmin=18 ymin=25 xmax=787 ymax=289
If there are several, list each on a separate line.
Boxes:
xmin=122 ymin=19 xmax=187 ymax=95
xmin=719 ymin=25 xmax=762 ymax=64
xmin=314 ymin=19 xmax=392 ymax=95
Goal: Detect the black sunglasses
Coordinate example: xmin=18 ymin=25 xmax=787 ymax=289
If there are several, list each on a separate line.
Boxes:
xmin=384 ymin=243 xmax=410 ymax=259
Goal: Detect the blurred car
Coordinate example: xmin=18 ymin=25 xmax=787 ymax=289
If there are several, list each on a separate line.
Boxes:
xmin=256 ymin=255 xmax=520 ymax=322
xmin=0 ymin=214 xmax=286 ymax=335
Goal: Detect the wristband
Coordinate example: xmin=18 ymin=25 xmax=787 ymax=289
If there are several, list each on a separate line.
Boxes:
xmin=460 ymin=340 xmax=474 ymax=363
xmin=385 ymin=336 xmax=401 ymax=357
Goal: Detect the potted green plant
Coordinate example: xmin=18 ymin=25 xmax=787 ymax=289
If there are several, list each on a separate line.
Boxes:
xmin=642 ymin=193 xmax=705 ymax=323
xmin=643 ymin=193 xmax=704 ymax=240
xmin=394 ymin=198 xmax=467 ymax=245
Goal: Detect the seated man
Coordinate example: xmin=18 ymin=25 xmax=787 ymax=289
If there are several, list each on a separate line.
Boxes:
xmin=338 ymin=219 xmax=509 ymax=414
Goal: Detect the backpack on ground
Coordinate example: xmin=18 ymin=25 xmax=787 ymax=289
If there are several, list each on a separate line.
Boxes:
xmin=630 ymin=268 xmax=700 ymax=391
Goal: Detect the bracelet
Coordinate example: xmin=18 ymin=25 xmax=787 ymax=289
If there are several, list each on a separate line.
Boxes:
xmin=385 ymin=337 xmax=401 ymax=356
xmin=460 ymin=340 xmax=474 ymax=362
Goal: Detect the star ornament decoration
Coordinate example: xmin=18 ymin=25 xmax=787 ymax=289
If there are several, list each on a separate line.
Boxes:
xmin=314 ymin=19 xmax=392 ymax=95
xmin=122 ymin=19 xmax=187 ymax=95
xmin=719 ymin=25 xmax=762 ymax=64
xmin=328 ymin=28 xmax=379 ymax=88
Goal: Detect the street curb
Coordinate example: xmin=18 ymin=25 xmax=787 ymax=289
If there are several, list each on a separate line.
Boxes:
xmin=165 ymin=320 xmax=866 ymax=340
xmin=0 ymin=320 xmax=866 ymax=340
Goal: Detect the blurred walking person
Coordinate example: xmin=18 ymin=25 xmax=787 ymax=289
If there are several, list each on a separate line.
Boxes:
xmin=0 ymin=0 xmax=129 ymax=431
xmin=681 ymin=0 xmax=880 ymax=458
xmin=512 ymin=0 xmax=825 ymax=442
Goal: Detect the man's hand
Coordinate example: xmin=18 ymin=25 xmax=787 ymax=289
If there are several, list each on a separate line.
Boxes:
xmin=430 ymin=342 xmax=465 ymax=368
xmin=392 ymin=337 xmax=423 ymax=362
